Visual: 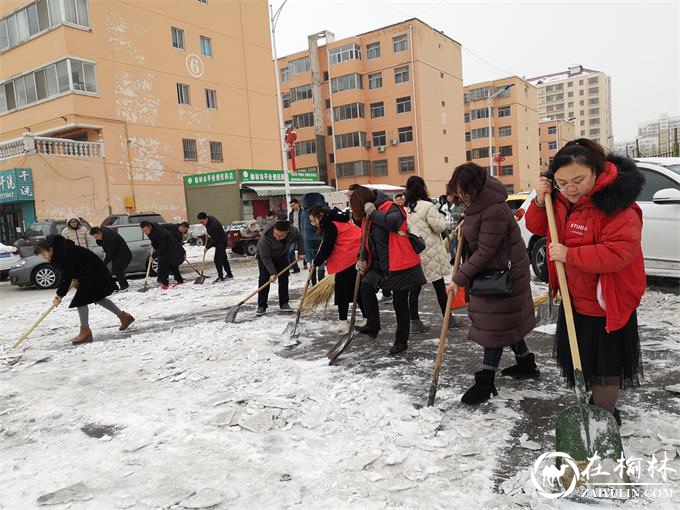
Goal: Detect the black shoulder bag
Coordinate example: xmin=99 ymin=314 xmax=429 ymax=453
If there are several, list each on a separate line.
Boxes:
xmin=468 ymin=227 xmax=512 ymax=296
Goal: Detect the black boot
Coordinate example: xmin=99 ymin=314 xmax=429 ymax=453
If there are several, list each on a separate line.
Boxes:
xmin=461 ymin=370 xmax=498 ymax=405
xmin=389 ymin=339 xmax=407 ymax=355
xmin=410 ymin=319 xmax=429 ymax=334
xmin=355 ymin=324 xmax=379 ymax=339
xmin=588 ymin=396 xmax=622 ymax=426
xmin=500 ymin=353 xmax=540 ymax=379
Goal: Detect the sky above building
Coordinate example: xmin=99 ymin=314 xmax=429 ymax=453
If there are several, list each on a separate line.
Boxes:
xmin=272 ymin=0 xmax=679 ymax=142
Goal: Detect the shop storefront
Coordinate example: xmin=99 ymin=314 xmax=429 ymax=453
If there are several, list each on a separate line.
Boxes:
xmin=0 ymin=168 xmax=35 ymax=245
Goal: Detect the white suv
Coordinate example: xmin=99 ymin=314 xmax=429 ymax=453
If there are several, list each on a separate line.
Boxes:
xmin=516 ymin=158 xmax=680 ymax=281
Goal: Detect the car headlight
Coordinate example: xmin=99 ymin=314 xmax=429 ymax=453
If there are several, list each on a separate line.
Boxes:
xmin=11 ymin=260 xmax=27 ymax=269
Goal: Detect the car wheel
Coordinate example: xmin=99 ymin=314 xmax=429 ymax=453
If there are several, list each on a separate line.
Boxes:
xmin=245 ymin=242 xmax=257 ymax=257
xmin=150 ymin=257 xmax=159 ymax=276
xmin=31 ymin=265 xmax=60 ymax=289
xmin=232 ymin=244 xmax=244 ymax=255
xmin=531 ymin=237 xmax=549 ymax=283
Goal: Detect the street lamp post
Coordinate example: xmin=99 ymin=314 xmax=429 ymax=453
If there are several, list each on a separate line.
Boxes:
xmin=270 ymin=1 xmax=292 ymax=213
xmin=487 ymin=83 xmax=514 ymax=177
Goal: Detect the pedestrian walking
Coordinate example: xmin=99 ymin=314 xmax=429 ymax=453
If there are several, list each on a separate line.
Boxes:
xmin=35 ymin=235 xmax=134 ymax=345
xmin=308 ymin=206 xmax=364 ymax=332
xmin=140 ymin=221 xmax=185 ymax=290
xmin=90 ymin=226 xmax=132 ymax=292
xmin=404 ymin=176 xmax=454 ymax=333
xmin=255 ymin=220 xmax=305 ymax=315
xmin=351 ymin=186 xmax=426 ymax=355
xmin=61 ymin=217 xmax=93 ymax=248
xmin=197 ymin=212 xmax=233 ymax=282
xmin=446 ymin=163 xmax=538 ymax=404
xmin=525 ymin=139 xmax=645 ymax=425
xmin=288 ymin=198 xmax=305 ymax=273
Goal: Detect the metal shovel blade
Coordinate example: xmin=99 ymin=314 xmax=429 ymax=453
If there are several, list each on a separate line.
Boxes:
xmin=224 ymin=304 xmax=242 ymax=323
xmin=194 ymin=275 xmax=206 ymax=284
xmin=138 ymin=283 xmax=149 ymax=293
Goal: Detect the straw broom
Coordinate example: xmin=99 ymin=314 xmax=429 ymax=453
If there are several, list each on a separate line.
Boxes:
xmin=532 ymin=292 xmax=550 ymax=312
xmin=299 ymin=273 xmax=336 ymax=313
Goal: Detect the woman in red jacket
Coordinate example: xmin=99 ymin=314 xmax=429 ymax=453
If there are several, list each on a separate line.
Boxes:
xmin=525 ymin=138 xmax=645 ymax=425
xmin=308 ymin=206 xmax=365 ymax=333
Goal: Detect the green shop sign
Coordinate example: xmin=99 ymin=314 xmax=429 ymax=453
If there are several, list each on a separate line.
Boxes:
xmin=238 ymin=169 xmax=319 ymax=183
xmin=184 ymin=170 xmax=237 ymax=188
xmin=0 ymin=168 xmax=34 ymax=204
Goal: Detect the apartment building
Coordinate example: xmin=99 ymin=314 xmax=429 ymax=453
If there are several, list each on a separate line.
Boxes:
xmin=538 ymin=119 xmax=575 ymax=174
xmin=276 ymin=18 xmax=466 ymax=195
xmin=463 ymin=77 xmax=540 ymax=193
xmin=527 ymin=65 xmax=613 ymax=150
xmin=0 ymin=0 xmax=280 ymax=243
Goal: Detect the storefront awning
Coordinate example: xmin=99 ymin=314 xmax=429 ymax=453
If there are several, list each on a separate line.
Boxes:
xmin=241 ymin=183 xmax=335 ymax=197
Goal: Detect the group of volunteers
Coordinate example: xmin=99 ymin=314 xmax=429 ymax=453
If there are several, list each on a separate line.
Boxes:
xmin=35 ymin=138 xmax=646 ymax=422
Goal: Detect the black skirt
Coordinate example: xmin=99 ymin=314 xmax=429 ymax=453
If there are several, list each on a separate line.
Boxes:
xmin=554 ymin=305 xmax=643 ymax=390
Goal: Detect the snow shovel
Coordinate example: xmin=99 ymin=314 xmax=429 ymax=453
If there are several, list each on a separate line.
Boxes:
xmin=546 ymin=194 xmax=624 ymax=471
xmin=138 ymin=255 xmax=153 ymax=293
xmin=427 ymin=223 xmax=464 ymax=407
xmin=194 ymin=248 xmax=208 ymax=284
xmin=185 ymin=258 xmax=208 ymax=284
xmin=284 ymin=262 xmax=316 ymax=340
xmin=225 ymin=259 xmax=299 ymax=323
xmin=327 ymin=223 xmax=370 ymax=364
xmin=12 ymin=303 xmax=58 ymax=349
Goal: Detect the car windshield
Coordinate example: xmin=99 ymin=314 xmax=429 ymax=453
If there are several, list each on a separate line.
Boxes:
xmin=25 ymin=224 xmax=52 ymax=237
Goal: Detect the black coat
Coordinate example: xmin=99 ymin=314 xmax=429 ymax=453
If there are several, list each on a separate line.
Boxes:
xmin=148 ymin=223 xmax=186 ymax=267
xmin=204 ymin=216 xmax=226 ymax=247
xmin=50 ymin=235 xmax=117 ymax=308
xmin=161 ymin=223 xmax=184 ymax=245
xmin=96 ymin=227 xmax=132 ymax=269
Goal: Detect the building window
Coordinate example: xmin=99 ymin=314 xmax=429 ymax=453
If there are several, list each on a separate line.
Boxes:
xmin=333 ymin=102 xmax=364 ymax=121
xmin=329 ymin=43 xmax=361 ymax=65
xmin=588 ymin=76 xmax=598 ymax=84
xmin=372 ymin=131 xmax=386 ymax=147
xmin=547 ymin=126 xmax=557 ymax=135
xmin=209 ymin=141 xmax=223 ymax=162
xmin=499 ymin=145 xmax=513 ymax=156
xmin=589 ymin=107 xmax=599 ymax=115
xmin=399 ymin=156 xmax=415 ymax=173
xmin=470 ymin=127 xmax=493 ymax=140
xmin=581 ymin=130 xmax=585 ymax=135
xmin=370 ymin=101 xmax=384 ymax=118
xmin=177 ymin=83 xmax=190 ymax=105
xmin=548 ymin=141 xmax=557 ymax=150
xmin=327 ymin=126 xmax=332 ymax=136
xmin=470 ymin=107 xmax=491 ymax=120
xmin=497 ymin=105 xmax=511 ymax=117
xmin=288 ymin=56 xmax=310 ymax=76
xmin=295 ymin=139 xmax=316 ymax=156
xmin=470 ymin=147 xmax=490 ymax=159
xmin=464 ymin=132 xmax=470 ymax=142
xmin=200 ymin=35 xmax=212 ymax=57
xmin=443 ymin=129 xmax=447 ymax=135
xmin=567 ymin=91 xmax=574 ymax=97
xmin=325 ymin=99 xmax=331 ymax=108
xmin=372 ymin=159 xmax=387 ymax=176
xmin=336 ymin=160 xmax=370 ymax=178
xmin=464 ymin=112 xmax=470 ymax=123
xmin=579 ymin=79 xmax=584 ymax=85
xmin=171 ymin=26 xmax=184 ymax=49
xmin=393 ymin=34 xmax=408 ymax=53
xmin=335 ymin=131 xmax=367 ymax=150
xmin=293 ymin=111 xmax=315 ymax=128
xmin=366 ymin=42 xmax=381 ymax=60
xmin=398 ymin=126 xmax=413 ymax=143
xmin=588 ymin=87 xmax=599 ymax=95
xmin=290 ymin=84 xmax=313 ymax=102
xmin=579 ymin=90 xmax=584 ymax=96
xmin=499 ymin=165 xmax=513 ymax=176
xmin=498 ymin=126 xmax=512 ymax=137
xmin=568 ymin=102 xmax=574 ymax=107
xmin=368 ymin=72 xmax=382 ymax=89
xmin=396 ymin=96 xmax=411 ymax=114
xmin=580 ymin=120 xmax=585 ymax=126
xmin=331 ymin=73 xmax=362 ymax=93
xmin=280 ymin=67 xmax=288 ymax=82
xmin=183 ymin=138 xmax=197 ymax=160
xmin=444 ymin=156 xmax=449 ymax=163
xmin=197 ymin=0 xmax=208 ymax=4
xmin=282 ymin=93 xmax=291 ymax=108
xmin=394 ymin=65 xmax=410 ymax=84
xmin=589 ymin=97 xmax=599 ymax=105
xmin=567 ymin=81 xmax=574 ymax=87
xmin=205 ymin=88 xmax=217 ymax=109
xmin=589 ymin=117 xmax=600 ymax=125
xmin=589 ymin=128 xmax=600 ymax=135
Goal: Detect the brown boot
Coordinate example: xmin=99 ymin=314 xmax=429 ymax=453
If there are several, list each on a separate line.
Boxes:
xmin=72 ymin=326 xmax=93 ymax=345
xmin=118 ymin=312 xmax=135 ymax=331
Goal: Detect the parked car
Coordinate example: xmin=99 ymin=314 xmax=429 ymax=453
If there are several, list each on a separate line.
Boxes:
xmin=227 ymin=221 xmax=261 ymax=256
xmin=516 ymin=158 xmax=680 ymax=281
xmin=8 ymin=225 xmax=156 ymax=289
xmin=187 ymin=224 xmax=208 ymax=246
xmin=0 ymin=243 xmax=21 ymax=281
xmin=14 ymin=218 xmax=92 ymax=257
xmin=101 ymin=212 xmax=166 ymax=226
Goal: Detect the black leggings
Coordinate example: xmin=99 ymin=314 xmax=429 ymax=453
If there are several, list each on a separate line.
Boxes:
xmin=214 ymin=242 xmax=232 ymax=278
xmin=361 ymin=281 xmax=411 ymax=342
xmin=408 ymin=278 xmax=448 ymax=320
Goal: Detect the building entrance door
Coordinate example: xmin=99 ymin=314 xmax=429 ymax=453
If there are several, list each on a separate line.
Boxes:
xmin=0 ymin=204 xmax=23 ymax=246
xmin=252 ymin=200 xmax=269 ymax=220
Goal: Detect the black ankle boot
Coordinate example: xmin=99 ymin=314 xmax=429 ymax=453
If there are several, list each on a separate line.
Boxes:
xmin=389 ymin=339 xmax=407 ymax=355
xmin=588 ymin=396 xmax=622 ymax=426
xmin=355 ymin=324 xmax=378 ymax=339
xmin=500 ymin=353 xmax=540 ymax=379
xmin=461 ymin=370 xmax=498 ymax=405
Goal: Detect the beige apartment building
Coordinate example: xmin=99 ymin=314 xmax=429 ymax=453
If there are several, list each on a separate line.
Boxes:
xmin=0 ymin=0 xmax=280 ymax=244
xmin=276 ymin=18 xmax=466 ymax=195
xmin=538 ymin=119 xmax=575 ymax=174
xmin=527 ymin=65 xmax=613 ymax=150
xmin=463 ymin=76 xmax=540 ymax=193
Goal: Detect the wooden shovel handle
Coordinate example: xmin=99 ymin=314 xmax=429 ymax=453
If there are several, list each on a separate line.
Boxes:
xmin=237 ymin=259 xmax=299 ymax=306
xmin=545 ymin=194 xmax=582 ymax=371
xmin=13 ymin=304 xmax=57 ymax=349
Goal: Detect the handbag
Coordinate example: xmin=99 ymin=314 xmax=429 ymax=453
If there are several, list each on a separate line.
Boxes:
xmin=468 ymin=229 xmax=512 ymax=296
xmin=407 ymin=232 xmax=426 ymax=254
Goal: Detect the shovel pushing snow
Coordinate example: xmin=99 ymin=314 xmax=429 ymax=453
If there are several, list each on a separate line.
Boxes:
xmin=283 ymin=262 xmax=316 ymax=340
xmin=138 ymin=255 xmax=153 ymax=293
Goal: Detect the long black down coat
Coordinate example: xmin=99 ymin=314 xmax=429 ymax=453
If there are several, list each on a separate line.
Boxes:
xmin=148 ymin=223 xmax=186 ymax=267
xmin=50 ymin=235 xmax=117 ymax=308
xmin=97 ymin=227 xmax=132 ymax=269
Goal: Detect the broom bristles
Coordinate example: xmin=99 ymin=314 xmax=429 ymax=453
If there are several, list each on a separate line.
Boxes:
xmin=532 ymin=292 xmax=550 ymax=312
xmin=300 ymin=274 xmax=336 ymax=313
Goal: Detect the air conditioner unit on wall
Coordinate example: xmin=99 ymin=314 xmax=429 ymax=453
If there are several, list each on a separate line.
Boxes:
xmin=377 ymin=146 xmax=385 ymax=153
xmin=390 ymin=139 xmax=398 ymax=145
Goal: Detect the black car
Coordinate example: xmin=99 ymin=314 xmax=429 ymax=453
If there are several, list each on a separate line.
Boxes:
xmin=14 ymin=218 xmax=92 ymax=258
xmin=101 ymin=212 xmax=166 ymax=226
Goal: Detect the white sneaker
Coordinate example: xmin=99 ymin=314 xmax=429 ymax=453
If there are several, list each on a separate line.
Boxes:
xmin=354 ymin=318 xmax=367 ymax=328
xmin=334 ymin=321 xmax=350 ymax=334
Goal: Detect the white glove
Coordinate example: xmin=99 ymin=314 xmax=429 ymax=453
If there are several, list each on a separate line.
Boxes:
xmin=364 ymin=202 xmax=377 ymax=219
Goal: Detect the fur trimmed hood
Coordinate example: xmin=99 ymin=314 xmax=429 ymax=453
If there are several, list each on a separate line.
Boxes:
xmin=590 ymin=155 xmax=645 ymax=217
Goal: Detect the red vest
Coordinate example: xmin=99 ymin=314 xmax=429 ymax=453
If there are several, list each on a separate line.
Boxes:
xmin=326 ymin=221 xmax=362 ymax=274
xmin=363 ymin=201 xmax=421 ymax=272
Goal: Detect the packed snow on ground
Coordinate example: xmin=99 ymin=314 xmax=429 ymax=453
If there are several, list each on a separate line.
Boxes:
xmin=1 ymin=258 xmax=679 ymax=509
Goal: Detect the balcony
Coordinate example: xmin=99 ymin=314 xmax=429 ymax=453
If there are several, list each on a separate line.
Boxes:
xmin=0 ymin=134 xmax=104 ymax=161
